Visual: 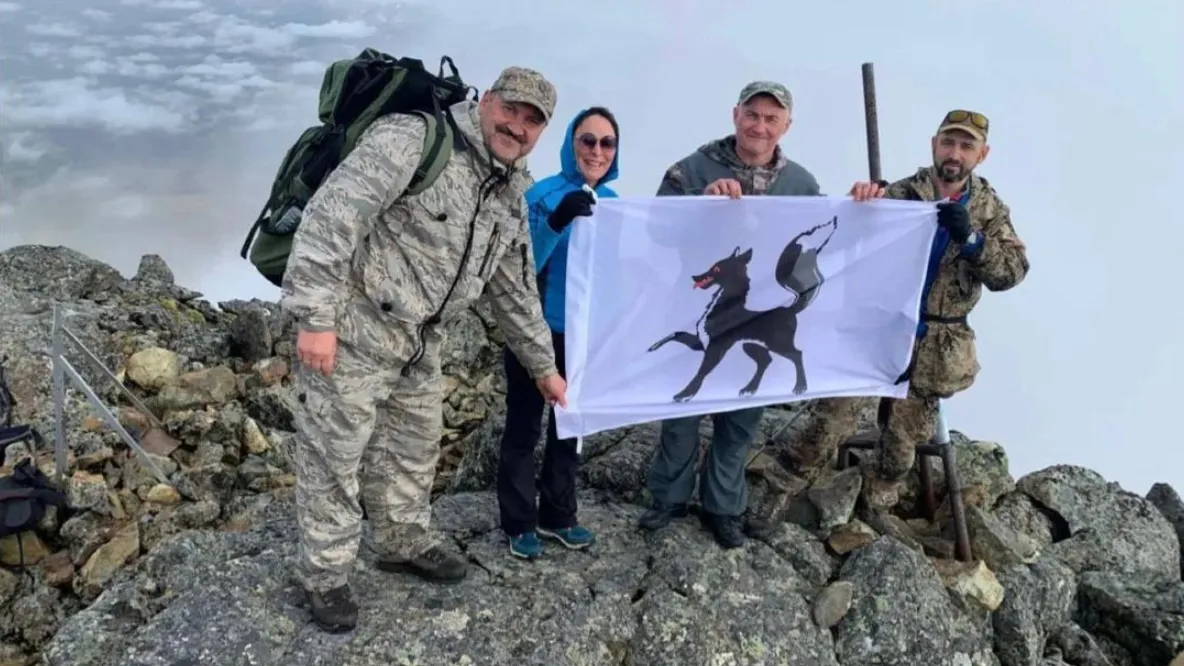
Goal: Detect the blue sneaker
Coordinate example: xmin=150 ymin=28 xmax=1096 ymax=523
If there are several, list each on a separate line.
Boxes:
xmin=508 ymin=531 xmax=543 ymax=560
xmin=537 ymin=525 xmax=595 ymax=550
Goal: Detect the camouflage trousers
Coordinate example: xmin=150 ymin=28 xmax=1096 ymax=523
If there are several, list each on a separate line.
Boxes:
xmin=789 ymin=391 xmax=939 ymax=481
xmin=292 ymin=337 xmax=444 ymax=593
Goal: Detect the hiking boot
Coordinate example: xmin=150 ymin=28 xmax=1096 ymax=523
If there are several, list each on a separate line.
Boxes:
xmin=309 ymin=585 xmax=358 ymax=633
xmin=376 ymin=545 xmax=467 ymax=583
xmin=538 ymin=525 xmax=595 ymax=550
xmin=638 ymin=501 xmax=687 ymax=531
xmin=508 ymin=531 xmax=544 ymax=560
xmin=700 ymin=511 xmax=746 ymax=549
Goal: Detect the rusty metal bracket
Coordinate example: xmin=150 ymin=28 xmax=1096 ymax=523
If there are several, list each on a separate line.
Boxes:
xmin=837 ymin=402 xmax=972 ymax=562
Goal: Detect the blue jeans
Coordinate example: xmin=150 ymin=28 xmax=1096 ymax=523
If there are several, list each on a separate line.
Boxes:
xmin=646 ymin=407 xmax=764 ymax=517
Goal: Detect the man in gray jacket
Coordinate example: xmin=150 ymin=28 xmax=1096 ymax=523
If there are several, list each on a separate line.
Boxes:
xmin=639 ymin=81 xmax=881 ymax=548
xmin=281 ymin=66 xmax=568 ymax=632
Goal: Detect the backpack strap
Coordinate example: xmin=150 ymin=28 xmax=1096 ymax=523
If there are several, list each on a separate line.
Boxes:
xmin=404 ymin=110 xmax=454 ymax=197
xmin=0 ymin=425 xmax=42 ymax=449
xmin=0 ymin=487 xmax=66 ymax=505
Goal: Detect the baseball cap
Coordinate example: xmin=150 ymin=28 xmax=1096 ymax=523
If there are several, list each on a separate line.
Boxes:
xmin=936 ymin=109 xmax=989 ymax=141
xmin=489 ymin=66 xmax=557 ymax=122
xmin=737 ymin=81 xmax=793 ymax=112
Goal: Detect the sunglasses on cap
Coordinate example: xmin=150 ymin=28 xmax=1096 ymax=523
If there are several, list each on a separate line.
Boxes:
xmin=942 ymin=109 xmax=989 ymax=132
xmin=577 ymin=133 xmax=617 ymax=151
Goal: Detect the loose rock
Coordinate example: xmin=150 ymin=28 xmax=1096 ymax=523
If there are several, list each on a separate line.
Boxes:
xmin=0 ymin=245 xmax=1178 ymax=666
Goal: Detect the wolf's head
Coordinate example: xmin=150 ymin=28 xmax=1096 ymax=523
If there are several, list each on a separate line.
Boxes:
xmin=691 ymin=247 xmax=752 ymax=291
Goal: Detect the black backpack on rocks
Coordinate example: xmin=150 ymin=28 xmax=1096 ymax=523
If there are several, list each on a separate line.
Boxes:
xmin=0 ymin=356 xmax=68 ymax=572
xmin=0 ymin=460 xmax=66 ymax=572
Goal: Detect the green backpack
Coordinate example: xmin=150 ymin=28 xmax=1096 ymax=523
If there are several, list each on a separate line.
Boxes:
xmin=239 ymin=50 xmax=476 ymax=287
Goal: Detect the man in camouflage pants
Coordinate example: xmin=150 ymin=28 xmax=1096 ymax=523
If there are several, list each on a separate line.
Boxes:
xmin=787 ymin=109 xmax=1029 ymax=507
xmin=280 ymin=66 xmax=569 ymax=632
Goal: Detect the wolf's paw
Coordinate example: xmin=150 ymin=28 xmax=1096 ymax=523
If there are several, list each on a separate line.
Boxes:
xmin=792 ymin=382 xmax=807 ymax=395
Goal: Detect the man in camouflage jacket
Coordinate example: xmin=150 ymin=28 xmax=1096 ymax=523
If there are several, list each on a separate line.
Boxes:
xmin=788 ymin=109 xmax=1029 ymax=506
xmin=279 ymin=66 xmax=568 ymax=632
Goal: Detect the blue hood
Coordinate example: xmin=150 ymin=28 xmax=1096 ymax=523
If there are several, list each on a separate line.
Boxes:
xmin=524 ymin=108 xmax=621 ymax=333
xmin=526 ymin=111 xmax=620 ymax=219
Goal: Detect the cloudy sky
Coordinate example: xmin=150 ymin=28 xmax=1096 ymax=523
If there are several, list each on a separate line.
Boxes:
xmin=2 ymin=0 xmax=1180 ymax=494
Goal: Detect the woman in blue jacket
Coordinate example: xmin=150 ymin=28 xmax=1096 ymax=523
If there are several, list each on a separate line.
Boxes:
xmin=497 ymin=106 xmax=620 ymax=559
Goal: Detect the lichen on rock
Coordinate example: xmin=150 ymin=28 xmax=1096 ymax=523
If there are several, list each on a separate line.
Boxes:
xmin=0 ymin=245 xmax=1178 ymax=666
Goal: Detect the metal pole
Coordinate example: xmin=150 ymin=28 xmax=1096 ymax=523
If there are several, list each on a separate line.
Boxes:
xmin=935 ymin=403 xmax=973 ymax=561
xmin=49 ymin=303 xmax=170 ymax=486
xmin=861 ymin=62 xmax=882 ymax=183
xmin=51 ymin=305 xmax=68 ymax=485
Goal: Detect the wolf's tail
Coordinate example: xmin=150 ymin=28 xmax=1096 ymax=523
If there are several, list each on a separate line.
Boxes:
xmin=775 ymin=216 xmax=837 ymax=313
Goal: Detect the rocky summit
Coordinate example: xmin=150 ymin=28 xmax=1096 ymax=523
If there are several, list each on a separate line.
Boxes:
xmin=0 ymin=244 xmax=1181 ymax=666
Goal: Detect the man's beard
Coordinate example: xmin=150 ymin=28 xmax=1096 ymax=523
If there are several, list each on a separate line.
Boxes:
xmin=935 ymin=159 xmax=969 ymax=183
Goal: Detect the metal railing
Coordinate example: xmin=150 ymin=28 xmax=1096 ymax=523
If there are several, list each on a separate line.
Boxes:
xmin=50 ymin=303 xmax=169 ymax=486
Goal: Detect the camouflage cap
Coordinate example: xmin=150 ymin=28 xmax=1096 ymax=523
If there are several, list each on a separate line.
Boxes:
xmin=489 ymin=66 xmax=557 ymax=122
xmin=936 ymin=109 xmax=990 ymax=141
xmin=737 ymin=80 xmax=793 ymax=112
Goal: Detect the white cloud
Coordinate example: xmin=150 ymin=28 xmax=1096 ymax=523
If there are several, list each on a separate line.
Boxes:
xmin=126 ymin=32 xmax=209 ymax=49
xmin=81 ymin=9 xmax=112 ymax=21
xmin=153 ymin=0 xmax=204 ymax=9
xmin=0 ymin=2 xmax=20 ymax=12
xmin=120 ymin=0 xmax=204 ymax=7
xmin=146 ymin=21 xmax=184 ymax=33
xmin=211 ymin=18 xmax=376 ymax=55
xmin=78 ymin=59 xmax=113 ymax=75
xmin=3 ymin=132 xmax=51 ymax=162
xmin=181 ymin=58 xmax=260 ymax=79
xmin=0 ymin=78 xmax=190 ymax=134
xmin=174 ymin=74 xmax=276 ymax=103
xmin=26 ymin=22 xmax=84 ymax=37
xmin=289 ymin=60 xmax=326 ymax=77
xmin=283 ymin=20 xmax=376 ymax=39
xmin=115 ymin=59 xmax=173 ymax=78
xmin=68 ymin=45 xmax=108 ymax=60
xmin=187 ymin=10 xmax=222 ymax=24
xmin=100 ymin=194 xmax=150 ymax=219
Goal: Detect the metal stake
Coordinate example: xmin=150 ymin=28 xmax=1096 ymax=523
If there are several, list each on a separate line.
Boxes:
xmin=836 ymin=400 xmax=973 ymax=561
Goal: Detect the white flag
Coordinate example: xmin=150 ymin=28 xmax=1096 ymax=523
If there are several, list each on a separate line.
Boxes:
xmin=553 ymin=195 xmax=939 ymax=440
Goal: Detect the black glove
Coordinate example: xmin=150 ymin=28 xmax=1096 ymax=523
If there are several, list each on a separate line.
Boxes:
xmin=936 ymin=201 xmax=973 ymax=244
xmin=547 ymin=189 xmax=595 ymax=231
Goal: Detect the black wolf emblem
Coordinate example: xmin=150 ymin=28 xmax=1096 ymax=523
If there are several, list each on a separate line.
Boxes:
xmin=646 ymin=216 xmax=838 ymax=402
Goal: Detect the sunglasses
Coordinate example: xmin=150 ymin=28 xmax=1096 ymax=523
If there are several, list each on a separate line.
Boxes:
xmin=577 ymin=133 xmax=617 ymax=151
xmin=943 ymin=109 xmax=989 ymax=132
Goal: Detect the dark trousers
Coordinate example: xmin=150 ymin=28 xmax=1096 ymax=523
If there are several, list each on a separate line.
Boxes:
xmin=646 ymin=407 xmax=764 ymax=517
xmin=496 ymin=331 xmax=579 ymax=536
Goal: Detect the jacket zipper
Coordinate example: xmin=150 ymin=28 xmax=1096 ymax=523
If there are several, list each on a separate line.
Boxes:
xmin=476 ymin=223 xmax=502 ymax=279
xmin=402 ymin=173 xmax=501 ymax=375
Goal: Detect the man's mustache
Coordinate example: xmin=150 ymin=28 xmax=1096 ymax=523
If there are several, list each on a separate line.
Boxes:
xmin=496 ymin=125 xmax=524 ymax=144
